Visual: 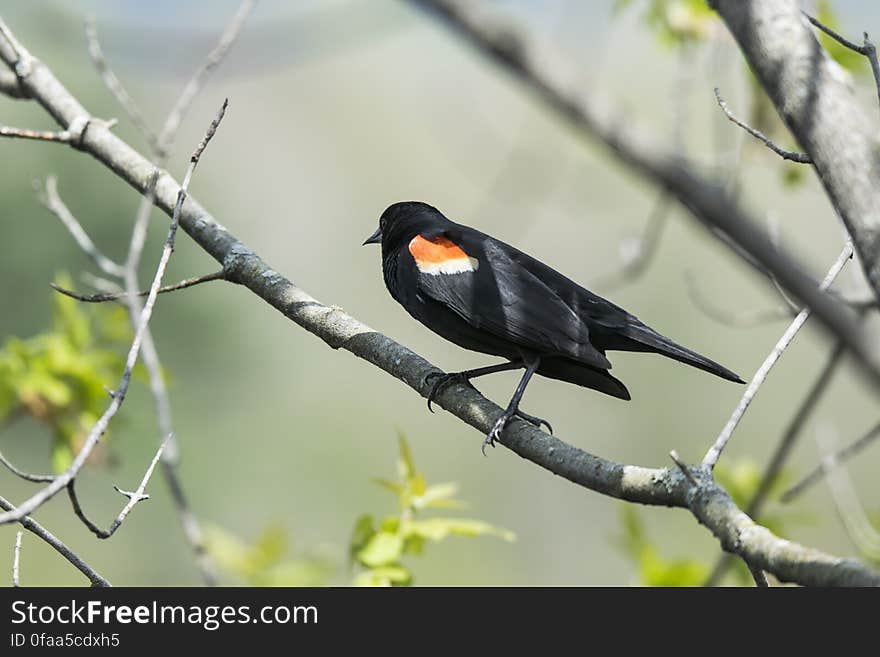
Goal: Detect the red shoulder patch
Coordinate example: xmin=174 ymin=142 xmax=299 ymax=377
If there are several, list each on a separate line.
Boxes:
xmin=408 ymin=235 xmax=479 ymax=275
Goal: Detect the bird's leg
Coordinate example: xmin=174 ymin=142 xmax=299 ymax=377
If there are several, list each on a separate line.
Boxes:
xmin=484 ymin=355 xmax=541 ymax=455
xmin=424 ymin=360 xmax=523 ymax=412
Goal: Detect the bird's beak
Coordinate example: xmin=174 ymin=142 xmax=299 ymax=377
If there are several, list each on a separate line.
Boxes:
xmin=362 ymin=227 xmax=382 ymax=246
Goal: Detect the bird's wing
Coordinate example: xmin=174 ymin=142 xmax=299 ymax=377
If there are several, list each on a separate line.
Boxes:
xmin=409 ymin=229 xmax=611 ymax=370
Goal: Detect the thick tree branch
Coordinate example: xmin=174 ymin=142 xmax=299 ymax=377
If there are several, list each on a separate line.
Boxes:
xmin=711 ymin=0 xmax=880 ymax=301
xmin=1 ymin=14 xmax=878 ymax=586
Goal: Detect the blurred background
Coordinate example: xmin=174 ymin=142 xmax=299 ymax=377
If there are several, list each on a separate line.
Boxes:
xmin=1 ymin=0 xmax=878 ymax=586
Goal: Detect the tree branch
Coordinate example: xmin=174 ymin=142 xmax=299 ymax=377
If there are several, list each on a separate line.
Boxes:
xmin=711 ymin=0 xmax=880 ymax=301
xmin=0 ymin=494 xmax=111 ymax=586
xmin=804 ymin=12 xmax=880 ymax=113
xmin=66 ymin=435 xmax=168 ymax=539
xmin=50 ymin=270 xmax=226 ymax=303
xmin=703 ymin=242 xmax=853 ymax=470
xmin=713 ymin=87 xmax=812 ymax=163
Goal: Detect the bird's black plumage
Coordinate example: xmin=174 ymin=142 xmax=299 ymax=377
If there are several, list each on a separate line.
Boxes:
xmin=364 ymin=201 xmax=744 ymax=451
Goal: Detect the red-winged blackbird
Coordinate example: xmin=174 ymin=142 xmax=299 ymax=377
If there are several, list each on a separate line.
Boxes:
xmin=364 ymin=201 xmax=744 ymax=453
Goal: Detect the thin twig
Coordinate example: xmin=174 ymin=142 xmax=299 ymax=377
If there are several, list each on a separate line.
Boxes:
xmin=748 ymin=565 xmax=769 ymax=587
xmin=0 ymin=450 xmax=56 ymax=483
xmin=0 ymin=494 xmax=110 ymax=586
xmin=669 ymin=450 xmax=699 ymax=486
xmin=704 ymin=341 xmax=847 ymax=586
xmin=0 ymin=101 xmax=227 ymax=527
xmin=85 ymin=16 xmax=161 ymax=154
xmin=38 ymin=176 xmax=125 ymax=277
xmin=1 ymin=122 xmax=84 ymax=143
xmin=12 ymin=530 xmax=22 ymax=586
xmin=702 ymin=242 xmax=853 ymax=470
xmin=67 ymin=435 xmax=168 ymax=539
xmin=155 ymin=0 xmax=256 ymax=156
xmin=50 ymin=270 xmax=226 ymax=303
xmin=805 ymin=13 xmax=880 ymax=113
xmin=782 ymin=419 xmax=880 ymax=503
xmin=714 ymin=88 xmax=812 ymax=163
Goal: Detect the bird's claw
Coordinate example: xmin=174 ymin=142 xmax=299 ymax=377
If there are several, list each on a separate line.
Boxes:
xmin=482 ymin=415 xmax=508 ymax=456
xmin=425 ymin=371 xmax=470 ymax=413
xmin=514 ymin=409 xmax=553 ymax=434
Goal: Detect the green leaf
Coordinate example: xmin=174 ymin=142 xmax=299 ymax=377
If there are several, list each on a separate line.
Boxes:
xmin=356 ymin=530 xmax=405 ymax=568
xmin=413 ymin=482 xmax=463 ymax=510
xmin=373 ymin=478 xmax=404 ymax=496
xmin=403 ymin=518 xmax=515 ymax=543
xmin=353 ymin=565 xmax=412 ymax=587
xmin=259 ymin=559 xmax=332 ymax=587
xmin=397 ymin=432 xmax=416 ymax=481
xmin=349 ymin=514 xmax=375 ymax=563
xmin=639 ymin=546 xmax=709 ymax=587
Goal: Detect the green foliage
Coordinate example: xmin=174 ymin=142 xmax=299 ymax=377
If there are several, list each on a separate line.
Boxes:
xmin=0 ymin=275 xmax=131 ymax=472
xmin=350 ymin=434 xmax=514 ymax=586
xmin=203 ymin=523 xmax=332 ymax=586
xmin=614 ymin=0 xmax=717 ymax=47
xmin=617 ymin=505 xmax=709 ymax=586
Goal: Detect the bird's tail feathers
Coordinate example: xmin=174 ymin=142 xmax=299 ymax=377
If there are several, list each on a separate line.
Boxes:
xmin=621 ymin=323 xmax=745 ymax=383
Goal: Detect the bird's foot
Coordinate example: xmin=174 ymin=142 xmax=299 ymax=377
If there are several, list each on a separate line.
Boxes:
xmin=514 ymin=409 xmax=553 ymax=434
xmin=424 ymin=371 xmax=472 ymax=412
xmin=482 ymin=413 xmax=511 ymax=456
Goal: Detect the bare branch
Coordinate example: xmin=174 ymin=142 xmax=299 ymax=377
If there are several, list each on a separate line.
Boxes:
xmin=702 ymin=242 xmax=853 ymax=470
xmin=67 ymin=435 xmax=168 ymax=539
xmin=0 ymin=69 xmax=27 ymax=98
xmin=38 ymin=176 xmax=125 ymax=277
xmin=0 ymin=494 xmax=110 ymax=586
xmin=669 ymin=450 xmax=698 ymax=487
xmin=85 ymin=16 xmax=161 ymax=154
xmin=748 ymin=565 xmax=769 ymax=588
xmin=0 ymin=100 xmax=227 ymax=527
xmin=0 ymin=450 xmax=56 ymax=483
xmin=804 ymin=12 xmax=880 ymax=113
xmin=782 ymin=419 xmax=880 ymax=503
xmin=156 ymin=0 xmax=256 ymax=156
xmin=1 ymin=119 xmax=88 ymax=144
xmin=12 ymin=530 xmax=22 ymax=587
xmin=704 ymin=341 xmax=847 ymax=585
xmin=714 ymin=88 xmax=812 ymax=163
xmin=50 ymin=270 xmax=226 ymax=303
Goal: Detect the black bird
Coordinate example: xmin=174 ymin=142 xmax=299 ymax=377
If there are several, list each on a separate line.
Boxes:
xmin=364 ymin=201 xmax=744 ymax=453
